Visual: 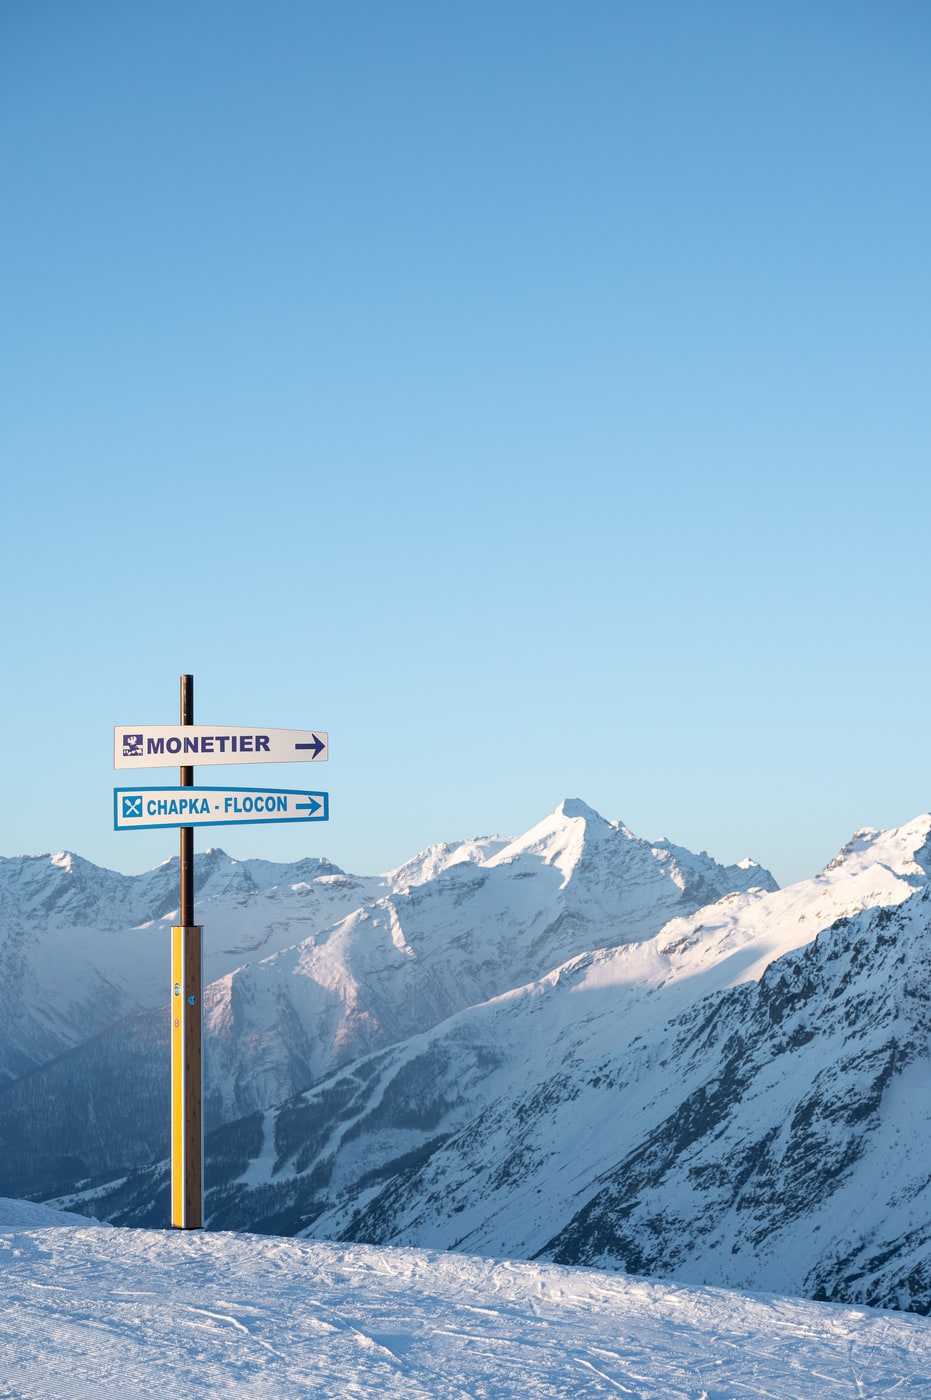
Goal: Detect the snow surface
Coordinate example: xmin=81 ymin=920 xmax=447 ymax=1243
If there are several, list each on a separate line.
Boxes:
xmin=0 ymin=1200 xmax=929 ymax=1399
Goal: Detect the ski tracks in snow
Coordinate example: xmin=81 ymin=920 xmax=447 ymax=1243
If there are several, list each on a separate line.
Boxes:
xmin=0 ymin=1226 xmax=929 ymax=1397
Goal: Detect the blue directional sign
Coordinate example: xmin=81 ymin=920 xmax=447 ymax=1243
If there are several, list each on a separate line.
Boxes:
xmin=114 ymin=786 xmax=329 ymax=831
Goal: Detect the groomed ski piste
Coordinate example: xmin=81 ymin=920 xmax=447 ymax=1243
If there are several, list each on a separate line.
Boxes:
xmin=1 ymin=1201 xmax=929 ymax=1398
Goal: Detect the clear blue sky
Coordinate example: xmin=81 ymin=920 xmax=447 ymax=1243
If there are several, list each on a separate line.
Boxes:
xmin=3 ymin=1 xmax=930 ymax=887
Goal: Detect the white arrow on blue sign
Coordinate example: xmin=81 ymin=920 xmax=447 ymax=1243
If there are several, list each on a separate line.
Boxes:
xmin=114 ymin=787 xmax=329 ymax=831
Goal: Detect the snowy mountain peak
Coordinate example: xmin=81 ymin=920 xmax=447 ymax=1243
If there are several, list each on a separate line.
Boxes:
xmin=555 ymin=797 xmax=607 ymax=823
xmin=385 ymin=834 xmax=511 ymax=888
xmin=821 ymin=812 xmax=931 ymax=880
xmin=486 ymin=798 xmax=615 ymax=885
xmin=45 ymin=850 xmax=102 ymax=877
xmin=483 ymin=802 xmax=777 ymax=919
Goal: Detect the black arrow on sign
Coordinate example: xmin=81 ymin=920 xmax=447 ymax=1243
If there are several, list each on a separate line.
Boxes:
xmin=295 ymin=734 xmax=326 ymax=759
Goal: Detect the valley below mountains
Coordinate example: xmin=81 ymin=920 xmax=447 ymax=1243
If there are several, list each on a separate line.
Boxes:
xmin=3 ymin=799 xmax=931 ymax=1314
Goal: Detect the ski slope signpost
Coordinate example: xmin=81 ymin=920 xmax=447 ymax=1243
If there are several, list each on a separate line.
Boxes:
xmin=113 ymin=676 xmax=330 ymax=1232
xmin=114 ymin=726 xmax=328 ymax=768
xmin=114 ymin=787 xmax=328 ymax=830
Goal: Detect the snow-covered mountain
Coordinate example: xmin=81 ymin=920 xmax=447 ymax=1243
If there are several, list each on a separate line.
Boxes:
xmin=0 ymin=801 xmax=774 ymax=1197
xmin=11 ymin=801 xmax=931 ymax=1313
xmin=200 ymin=798 xmax=776 ymax=1121
xmin=61 ymin=813 xmax=931 ymax=1312
xmin=0 ymin=802 xmax=764 ymax=1087
xmin=0 ymin=847 xmax=366 ymax=1081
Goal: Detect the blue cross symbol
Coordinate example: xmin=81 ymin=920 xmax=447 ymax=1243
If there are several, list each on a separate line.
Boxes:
xmin=122 ymin=795 xmax=143 ymax=819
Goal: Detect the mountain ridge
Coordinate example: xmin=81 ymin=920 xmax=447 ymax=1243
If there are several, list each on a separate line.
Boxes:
xmin=8 ymin=802 xmax=931 ymax=1313
xmin=0 ymin=800 xmax=775 ymax=1196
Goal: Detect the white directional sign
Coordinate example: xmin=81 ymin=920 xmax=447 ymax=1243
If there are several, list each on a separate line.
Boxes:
xmin=114 ymin=726 xmax=328 ymax=770
xmin=114 ymin=787 xmax=329 ymax=831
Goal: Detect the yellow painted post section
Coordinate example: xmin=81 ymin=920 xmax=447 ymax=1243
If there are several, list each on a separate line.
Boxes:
xmin=170 ymin=925 xmax=203 ymax=1228
xmin=170 ymin=926 xmax=184 ymax=1226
